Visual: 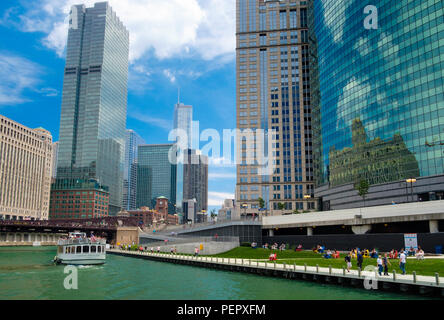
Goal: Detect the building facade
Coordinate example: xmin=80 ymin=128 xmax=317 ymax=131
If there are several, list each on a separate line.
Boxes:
xmin=0 ymin=115 xmax=53 ymax=220
xmin=309 ymin=0 xmax=444 ymax=209
xmin=123 ymin=129 xmax=145 ymax=211
xmin=236 ymin=0 xmax=318 ymax=217
xmin=218 ymin=199 xmax=235 ymax=222
xmin=136 ymin=144 xmax=177 ymax=214
xmin=183 ymin=149 xmax=208 ymax=214
xmin=51 ymin=142 xmax=59 ymax=179
xmin=56 ymin=2 xmax=129 ymax=216
xmin=49 ymin=179 xmax=109 ymax=219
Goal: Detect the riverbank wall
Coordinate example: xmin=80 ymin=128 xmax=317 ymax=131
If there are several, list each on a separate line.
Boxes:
xmin=108 ymin=249 xmax=444 ymax=298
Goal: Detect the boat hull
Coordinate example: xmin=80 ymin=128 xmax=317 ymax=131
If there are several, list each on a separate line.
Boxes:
xmin=59 ymin=259 xmax=106 ymax=265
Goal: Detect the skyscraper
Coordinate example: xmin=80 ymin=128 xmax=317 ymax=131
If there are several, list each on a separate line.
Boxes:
xmin=136 ymin=144 xmax=177 ymax=214
xmin=173 ymin=100 xmax=193 ymax=219
xmin=183 ymin=149 xmax=208 ymax=214
xmin=123 ymin=130 xmax=145 ymax=211
xmin=309 ymin=0 xmax=444 ymax=209
xmin=173 ymin=102 xmax=193 ymax=149
xmin=56 ymin=2 xmax=129 ymax=216
xmin=0 ymin=115 xmax=53 ymax=221
xmin=236 ymin=0 xmax=318 ymax=217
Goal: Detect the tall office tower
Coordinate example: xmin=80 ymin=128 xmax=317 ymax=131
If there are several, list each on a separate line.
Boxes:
xmin=123 ymin=130 xmax=145 ymax=210
xmin=51 ymin=142 xmax=59 ymax=179
xmin=136 ymin=144 xmax=177 ymax=214
xmin=183 ymin=149 xmax=208 ymax=214
xmin=56 ymin=2 xmax=129 ymax=216
xmin=0 ymin=115 xmax=53 ymax=221
xmin=173 ymin=101 xmax=193 ymax=218
xmin=173 ymin=102 xmax=193 ymax=149
xmin=235 ymin=0 xmax=318 ymax=217
xmin=309 ymin=0 xmax=444 ymax=210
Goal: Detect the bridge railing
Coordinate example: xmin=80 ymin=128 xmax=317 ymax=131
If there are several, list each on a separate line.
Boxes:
xmin=139 ymin=236 xmax=240 ymax=248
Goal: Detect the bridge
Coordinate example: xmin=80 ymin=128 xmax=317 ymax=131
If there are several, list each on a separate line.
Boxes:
xmin=0 ymin=217 xmax=140 ymax=246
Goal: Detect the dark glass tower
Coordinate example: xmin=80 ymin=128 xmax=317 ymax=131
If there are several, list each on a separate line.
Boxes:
xmin=56 ymin=2 xmax=129 ymax=215
xmin=309 ymin=0 xmax=444 ymax=209
xmin=136 ymin=144 xmax=177 ymax=214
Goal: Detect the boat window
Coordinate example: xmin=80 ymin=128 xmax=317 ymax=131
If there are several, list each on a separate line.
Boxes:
xmin=91 ymin=245 xmax=96 ymax=253
xmin=83 ymin=245 xmax=90 ymax=253
xmin=98 ymin=246 xmax=101 ymax=253
xmin=76 ymin=246 xmax=81 ymax=254
xmin=102 ymin=246 xmax=105 ymax=252
xmin=58 ymin=246 xmax=63 ymax=254
xmin=64 ymin=247 xmax=69 ymax=254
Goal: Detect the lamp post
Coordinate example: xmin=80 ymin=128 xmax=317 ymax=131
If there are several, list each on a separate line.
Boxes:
xmin=304 ymin=195 xmax=311 ymax=211
xmin=406 ymin=178 xmax=417 ymax=202
xmin=241 ymin=203 xmax=248 ymax=220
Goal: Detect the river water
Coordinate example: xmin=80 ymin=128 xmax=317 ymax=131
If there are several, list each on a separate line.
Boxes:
xmin=0 ymin=246 xmax=430 ymax=300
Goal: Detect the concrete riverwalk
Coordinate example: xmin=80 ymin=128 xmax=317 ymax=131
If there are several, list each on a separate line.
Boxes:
xmin=108 ymin=249 xmax=444 ymax=297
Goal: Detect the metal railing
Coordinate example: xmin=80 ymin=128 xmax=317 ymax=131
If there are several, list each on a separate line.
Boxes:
xmin=57 ymin=238 xmax=107 ymax=245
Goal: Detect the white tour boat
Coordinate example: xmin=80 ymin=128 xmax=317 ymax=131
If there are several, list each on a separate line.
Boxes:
xmin=54 ymin=232 xmax=106 ymax=265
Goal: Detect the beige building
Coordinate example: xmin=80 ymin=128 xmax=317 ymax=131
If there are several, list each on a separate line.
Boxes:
xmin=235 ymin=0 xmax=318 ymax=217
xmin=0 ymin=115 xmax=53 ymax=220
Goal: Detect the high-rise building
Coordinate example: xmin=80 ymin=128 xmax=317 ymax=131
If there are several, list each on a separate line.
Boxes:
xmin=136 ymin=144 xmax=177 ymax=214
xmin=309 ymin=0 xmax=444 ymax=210
xmin=173 ymin=102 xmax=193 ymax=149
xmin=235 ymin=0 xmax=318 ymax=217
xmin=173 ymin=101 xmax=193 ymax=219
xmin=56 ymin=2 xmax=129 ymax=216
xmin=51 ymin=142 xmax=59 ymax=179
xmin=123 ymin=130 xmax=145 ymax=210
xmin=183 ymin=149 xmax=208 ymax=214
xmin=0 ymin=115 xmax=53 ymax=221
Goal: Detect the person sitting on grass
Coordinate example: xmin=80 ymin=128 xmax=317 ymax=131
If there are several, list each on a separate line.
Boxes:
xmin=333 ymin=249 xmax=340 ymax=259
xmin=324 ymin=249 xmax=332 ymax=259
xmin=370 ymin=249 xmax=378 ymax=259
xmin=269 ymin=253 xmax=277 ymax=261
xmin=415 ymin=248 xmax=425 ymax=260
xmin=363 ymin=249 xmax=370 ymax=258
xmin=295 ymin=244 xmax=303 ymax=252
xmin=408 ymin=247 xmax=415 ymax=257
xmin=251 ymin=242 xmax=257 ymax=249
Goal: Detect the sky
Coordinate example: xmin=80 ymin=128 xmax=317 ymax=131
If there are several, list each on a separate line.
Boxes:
xmin=0 ymin=0 xmax=237 ymax=213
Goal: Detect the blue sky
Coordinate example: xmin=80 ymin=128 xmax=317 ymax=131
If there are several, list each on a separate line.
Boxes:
xmin=0 ymin=0 xmax=237 ymax=212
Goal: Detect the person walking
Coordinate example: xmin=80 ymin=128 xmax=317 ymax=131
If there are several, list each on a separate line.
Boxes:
xmin=345 ymin=252 xmax=352 ymax=272
xmin=399 ymin=250 xmax=407 ymax=275
xmin=382 ymin=253 xmax=391 ymax=275
xmin=357 ymin=251 xmax=364 ymax=270
xmin=377 ymin=255 xmax=383 ymax=276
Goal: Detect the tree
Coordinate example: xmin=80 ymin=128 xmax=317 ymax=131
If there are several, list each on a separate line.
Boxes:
xmin=355 ymin=179 xmax=369 ymax=207
xmin=258 ymin=197 xmax=266 ymax=217
xmin=277 ymin=202 xmax=285 ymax=215
xmin=210 ymin=209 xmax=217 ymax=221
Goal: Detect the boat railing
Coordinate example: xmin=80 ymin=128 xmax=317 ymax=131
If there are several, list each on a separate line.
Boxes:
xmin=57 ymin=238 xmax=107 ymax=245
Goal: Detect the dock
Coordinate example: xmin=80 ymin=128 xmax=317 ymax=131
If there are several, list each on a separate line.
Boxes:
xmin=108 ymin=249 xmax=444 ymax=297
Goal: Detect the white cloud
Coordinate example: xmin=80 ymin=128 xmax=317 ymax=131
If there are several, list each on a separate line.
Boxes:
xmin=0 ymin=53 xmax=42 ymax=105
xmin=208 ymin=191 xmax=234 ymax=207
xmin=163 ymin=69 xmax=176 ymax=83
xmin=128 ymin=110 xmax=171 ymax=131
xmin=14 ymin=0 xmax=236 ymax=62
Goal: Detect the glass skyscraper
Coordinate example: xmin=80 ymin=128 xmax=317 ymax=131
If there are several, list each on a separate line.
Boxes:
xmin=123 ymin=130 xmax=145 ymax=211
xmin=56 ymin=2 xmax=129 ymax=215
xmin=309 ymin=0 xmax=444 ymax=209
xmin=136 ymin=144 xmax=177 ymax=214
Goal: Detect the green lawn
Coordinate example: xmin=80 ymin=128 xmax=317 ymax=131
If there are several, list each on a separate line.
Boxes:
xmin=207 ymin=247 xmax=444 ymax=277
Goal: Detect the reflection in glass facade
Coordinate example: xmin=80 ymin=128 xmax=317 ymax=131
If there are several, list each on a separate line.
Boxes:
xmin=56 ymin=2 xmax=129 ymax=215
xmin=136 ymin=144 xmax=177 ymax=214
xmin=309 ymin=1 xmax=444 ymax=190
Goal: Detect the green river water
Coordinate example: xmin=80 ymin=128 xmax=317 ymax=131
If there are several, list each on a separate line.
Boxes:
xmin=0 ymin=246 xmax=433 ymax=300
